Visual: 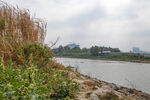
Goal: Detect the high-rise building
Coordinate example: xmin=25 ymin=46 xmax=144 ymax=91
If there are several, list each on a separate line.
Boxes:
xmin=132 ymin=47 xmax=140 ymax=53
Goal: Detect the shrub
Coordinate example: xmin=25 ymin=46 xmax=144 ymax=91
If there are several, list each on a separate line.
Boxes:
xmin=0 ymin=58 xmax=79 ymax=100
xmin=23 ymin=42 xmax=53 ymax=68
xmin=50 ymin=71 xmax=79 ymax=99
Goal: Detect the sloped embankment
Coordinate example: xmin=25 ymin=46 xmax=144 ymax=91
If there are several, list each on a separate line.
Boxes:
xmin=67 ymin=70 xmax=150 ymax=100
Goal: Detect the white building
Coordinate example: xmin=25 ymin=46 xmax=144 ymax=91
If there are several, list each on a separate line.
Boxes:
xmin=99 ymin=51 xmax=111 ymax=55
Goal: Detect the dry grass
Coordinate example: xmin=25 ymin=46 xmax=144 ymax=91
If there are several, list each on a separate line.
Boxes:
xmin=0 ymin=0 xmax=47 ymax=62
xmin=0 ymin=0 xmax=46 ymax=42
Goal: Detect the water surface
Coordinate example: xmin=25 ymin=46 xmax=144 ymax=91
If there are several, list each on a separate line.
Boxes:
xmin=56 ymin=57 xmax=150 ymax=94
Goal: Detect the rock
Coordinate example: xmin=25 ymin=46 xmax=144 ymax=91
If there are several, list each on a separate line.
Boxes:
xmin=68 ymin=72 xmax=77 ymax=78
xmin=74 ymin=75 xmax=150 ymax=100
xmin=90 ymin=93 xmax=101 ymax=100
xmin=118 ymin=89 xmax=130 ymax=96
xmin=128 ymin=88 xmax=134 ymax=94
xmin=109 ymin=83 xmax=119 ymax=90
xmin=93 ymin=86 xmax=99 ymax=90
xmin=80 ymin=75 xmax=87 ymax=80
xmin=83 ymin=80 xmax=95 ymax=86
xmin=83 ymin=80 xmax=96 ymax=90
xmin=102 ymin=85 xmax=111 ymax=89
xmin=86 ymin=92 xmax=92 ymax=98
xmin=94 ymin=88 xmax=114 ymax=98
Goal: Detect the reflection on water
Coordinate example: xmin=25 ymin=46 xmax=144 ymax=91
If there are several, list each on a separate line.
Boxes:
xmin=56 ymin=57 xmax=150 ymax=94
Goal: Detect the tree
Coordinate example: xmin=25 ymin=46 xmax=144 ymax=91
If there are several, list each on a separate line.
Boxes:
xmin=82 ymin=48 xmax=88 ymax=53
xmin=58 ymin=45 xmax=64 ymax=53
xmin=112 ymin=48 xmax=120 ymax=52
xmin=64 ymin=46 xmax=70 ymax=51
xmin=72 ymin=47 xmax=81 ymax=53
xmin=90 ymin=46 xmax=99 ymax=56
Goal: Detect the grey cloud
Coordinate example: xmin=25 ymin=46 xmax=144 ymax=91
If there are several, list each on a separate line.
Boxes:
xmin=66 ymin=5 xmax=106 ymax=28
xmin=47 ymin=5 xmax=107 ymax=45
xmin=47 ymin=5 xmax=106 ymax=29
xmin=120 ymin=6 xmax=139 ymax=19
xmin=130 ymin=30 xmax=150 ymax=38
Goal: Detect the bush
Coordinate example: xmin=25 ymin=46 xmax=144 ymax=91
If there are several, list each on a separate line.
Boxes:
xmin=0 ymin=58 xmax=79 ymax=100
xmin=50 ymin=71 xmax=79 ymax=99
xmin=23 ymin=43 xmax=53 ymax=68
xmin=2 ymin=40 xmax=53 ymax=68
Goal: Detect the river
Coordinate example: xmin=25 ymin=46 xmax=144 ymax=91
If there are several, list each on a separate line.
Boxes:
xmin=55 ymin=57 xmax=150 ymax=94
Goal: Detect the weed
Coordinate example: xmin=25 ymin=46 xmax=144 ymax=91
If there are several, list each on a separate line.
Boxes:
xmin=0 ymin=58 xmax=79 ymax=99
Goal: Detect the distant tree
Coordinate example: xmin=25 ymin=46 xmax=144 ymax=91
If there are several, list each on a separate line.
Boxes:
xmin=72 ymin=47 xmax=81 ymax=53
xmin=82 ymin=48 xmax=88 ymax=53
xmin=112 ymin=48 xmax=120 ymax=52
xmin=58 ymin=45 xmax=64 ymax=53
xmin=90 ymin=46 xmax=99 ymax=56
xmin=64 ymin=46 xmax=70 ymax=51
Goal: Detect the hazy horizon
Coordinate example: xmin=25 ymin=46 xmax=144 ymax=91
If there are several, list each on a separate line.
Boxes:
xmin=5 ymin=0 xmax=150 ymax=52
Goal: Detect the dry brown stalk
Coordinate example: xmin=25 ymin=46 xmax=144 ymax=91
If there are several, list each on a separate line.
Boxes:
xmin=0 ymin=0 xmax=47 ymax=62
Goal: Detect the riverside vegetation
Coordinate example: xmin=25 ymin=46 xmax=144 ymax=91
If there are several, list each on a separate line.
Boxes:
xmin=53 ymin=45 xmax=150 ymax=63
xmin=1 ymin=1 xmax=150 ymax=100
xmin=0 ymin=1 xmax=79 ymax=99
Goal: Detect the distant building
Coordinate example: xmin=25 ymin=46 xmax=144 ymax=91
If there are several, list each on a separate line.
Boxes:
xmin=132 ymin=47 xmax=140 ymax=53
xmin=132 ymin=47 xmax=150 ymax=54
xmin=99 ymin=50 xmax=111 ymax=55
xmin=67 ymin=43 xmax=80 ymax=49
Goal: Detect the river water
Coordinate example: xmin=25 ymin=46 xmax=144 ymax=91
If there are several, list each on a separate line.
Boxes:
xmin=55 ymin=57 xmax=150 ymax=94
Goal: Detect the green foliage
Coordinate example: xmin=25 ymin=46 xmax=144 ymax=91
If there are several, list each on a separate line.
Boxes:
xmin=72 ymin=47 xmax=81 ymax=53
xmin=90 ymin=46 xmax=99 ymax=56
xmin=111 ymin=48 xmax=120 ymax=52
xmin=53 ymin=45 xmax=150 ymax=62
xmin=0 ymin=38 xmax=53 ymax=68
xmin=0 ymin=58 xmax=44 ymax=99
xmin=0 ymin=58 xmax=79 ymax=100
xmin=53 ymin=45 xmax=120 ymax=57
xmin=58 ymin=45 xmax=64 ymax=53
xmin=23 ymin=43 xmax=53 ymax=68
xmin=64 ymin=46 xmax=70 ymax=51
xmin=50 ymin=71 xmax=79 ymax=99
xmin=0 ymin=19 xmax=5 ymax=30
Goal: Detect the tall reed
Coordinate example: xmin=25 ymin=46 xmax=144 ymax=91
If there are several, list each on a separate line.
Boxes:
xmin=0 ymin=1 xmax=47 ymax=62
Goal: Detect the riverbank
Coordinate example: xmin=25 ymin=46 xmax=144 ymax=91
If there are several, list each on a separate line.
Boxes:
xmin=56 ymin=57 xmax=150 ymax=95
xmin=53 ymin=45 xmax=150 ymax=64
xmin=68 ymin=69 xmax=150 ymax=100
xmin=56 ymin=56 xmax=150 ymax=64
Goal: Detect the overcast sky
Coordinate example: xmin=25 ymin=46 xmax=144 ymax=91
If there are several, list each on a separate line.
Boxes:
xmin=5 ymin=0 xmax=150 ymax=51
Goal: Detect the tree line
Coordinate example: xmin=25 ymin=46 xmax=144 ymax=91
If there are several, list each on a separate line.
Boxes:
xmin=52 ymin=45 xmax=120 ymax=56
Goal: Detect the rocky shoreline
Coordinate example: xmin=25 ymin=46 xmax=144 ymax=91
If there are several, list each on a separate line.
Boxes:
xmin=68 ymin=71 xmax=150 ymax=100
